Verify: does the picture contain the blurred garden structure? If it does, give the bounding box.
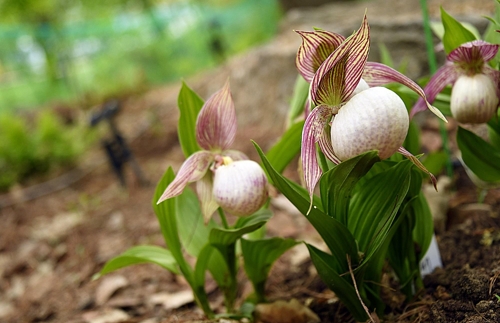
[0,0,282,114]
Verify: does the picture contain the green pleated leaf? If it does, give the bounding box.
[307,244,369,322]
[96,245,179,279]
[176,187,217,257]
[152,167,193,280]
[178,81,203,157]
[441,7,476,53]
[484,3,500,65]
[488,112,500,150]
[210,212,272,248]
[349,161,412,266]
[241,237,299,302]
[457,126,500,182]
[387,197,418,297]
[194,244,230,296]
[404,121,421,156]
[254,141,359,272]
[421,151,448,177]
[265,120,304,175]
[412,193,434,260]
[319,151,379,225]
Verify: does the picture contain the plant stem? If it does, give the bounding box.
[420,0,453,178]
[216,208,237,313]
[218,208,229,229]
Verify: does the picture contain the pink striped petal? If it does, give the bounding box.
[363,61,447,121]
[295,30,346,83]
[196,173,219,223]
[301,105,332,199]
[311,14,370,105]
[484,66,500,99]
[410,64,458,119]
[448,40,499,65]
[398,147,437,190]
[222,149,249,161]
[157,150,214,204]
[318,125,341,165]
[196,80,237,150]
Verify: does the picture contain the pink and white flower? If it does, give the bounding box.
[412,40,500,124]
[157,81,268,221]
[296,15,443,199]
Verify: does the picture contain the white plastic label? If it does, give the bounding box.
[419,234,443,276]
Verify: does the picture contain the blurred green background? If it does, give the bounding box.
[0,0,282,114]
[0,0,282,191]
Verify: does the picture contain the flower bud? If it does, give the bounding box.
[331,87,409,161]
[450,73,499,124]
[212,160,268,216]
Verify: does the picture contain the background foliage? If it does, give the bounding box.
[0,0,281,114]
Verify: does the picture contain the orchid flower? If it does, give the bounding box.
[412,40,500,124]
[296,15,443,199]
[157,81,268,222]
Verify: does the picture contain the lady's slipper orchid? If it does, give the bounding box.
[295,15,443,199]
[157,81,268,222]
[212,157,268,217]
[412,40,500,124]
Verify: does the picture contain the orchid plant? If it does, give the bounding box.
[95,81,300,319]
[296,15,444,200]
[96,11,451,323]
[253,14,440,321]
[412,7,500,189]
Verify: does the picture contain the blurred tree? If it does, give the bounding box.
[0,0,79,83]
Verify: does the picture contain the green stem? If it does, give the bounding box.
[216,208,237,313]
[478,188,488,204]
[218,208,229,229]
[420,0,453,178]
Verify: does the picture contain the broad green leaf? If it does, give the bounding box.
[441,7,476,53]
[207,213,273,312]
[431,20,481,42]
[307,244,369,322]
[194,244,230,295]
[319,151,379,225]
[422,151,448,176]
[484,2,500,65]
[412,193,434,260]
[404,121,421,156]
[152,168,193,280]
[96,245,179,278]
[265,120,304,175]
[488,111,500,150]
[176,187,216,257]
[210,212,272,248]
[178,81,203,157]
[241,237,299,302]
[388,201,418,297]
[254,141,359,272]
[349,161,412,263]
[489,125,500,151]
[457,127,500,182]
[287,75,309,123]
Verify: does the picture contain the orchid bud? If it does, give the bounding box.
[331,87,409,161]
[450,73,499,124]
[212,159,268,216]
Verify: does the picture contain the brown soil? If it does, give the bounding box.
[1,83,500,323]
